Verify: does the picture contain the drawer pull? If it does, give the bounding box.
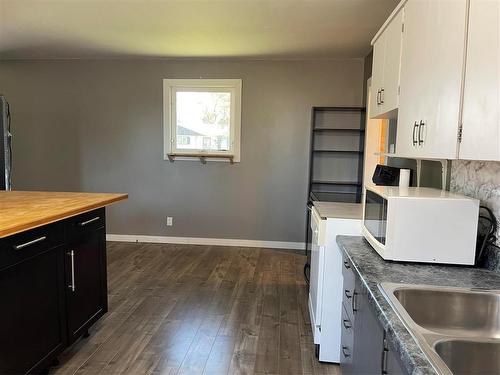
[68,250,76,292]
[344,289,352,299]
[13,236,47,250]
[78,216,100,227]
[343,260,350,269]
[342,319,352,329]
[352,291,358,313]
[342,346,351,358]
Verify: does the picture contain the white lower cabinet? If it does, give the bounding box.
[308,207,361,363]
[396,0,468,159]
[459,0,500,161]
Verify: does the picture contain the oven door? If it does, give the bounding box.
[364,190,388,245]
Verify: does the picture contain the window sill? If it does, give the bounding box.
[166,153,237,164]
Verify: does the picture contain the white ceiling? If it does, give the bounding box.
[0,0,399,60]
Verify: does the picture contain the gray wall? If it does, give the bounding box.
[0,59,364,242]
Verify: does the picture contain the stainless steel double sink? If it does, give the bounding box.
[380,283,500,374]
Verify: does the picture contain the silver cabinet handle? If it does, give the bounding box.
[377,89,381,105]
[418,120,425,145]
[78,216,100,226]
[382,338,389,374]
[412,121,419,146]
[343,319,352,329]
[68,250,76,292]
[352,291,358,313]
[342,346,351,358]
[380,88,384,104]
[13,236,47,250]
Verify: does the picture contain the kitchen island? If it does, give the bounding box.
[0,191,127,375]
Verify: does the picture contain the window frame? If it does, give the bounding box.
[163,79,242,162]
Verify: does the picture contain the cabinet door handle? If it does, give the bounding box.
[376,90,381,105]
[78,216,100,227]
[342,319,352,329]
[382,338,389,374]
[68,250,76,292]
[380,88,384,104]
[13,236,47,250]
[412,121,419,146]
[418,120,425,145]
[352,291,358,312]
[344,289,352,299]
[343,260,351,269]
[342,346,351,358]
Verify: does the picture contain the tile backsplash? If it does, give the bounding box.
[451,160,500,271]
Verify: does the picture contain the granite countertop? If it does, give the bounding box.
[336,235,500,375]
[0,191,128,238]
[313,201,363,220]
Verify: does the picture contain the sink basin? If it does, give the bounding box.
[380,283,500,374]
[435,340,500,375]
[393,288,500,337]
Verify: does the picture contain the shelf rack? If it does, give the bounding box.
[306,106,366,204]
[376,152,450,190]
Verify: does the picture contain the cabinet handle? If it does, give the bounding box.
[412,121,418,146]
[344,289,352,299]
[380,88,384,104]
[68,250,76,292]
[352,291,358,313]
[342,346,351,358]
[342,319,352,329]
[382,338,389,374]
[418,120,425,145]
[343,260,351,269]
[13,236,47,250]
[78,216,100,227]
[377,90,381,105]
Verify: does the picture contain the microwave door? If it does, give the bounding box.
[365,191,387,244]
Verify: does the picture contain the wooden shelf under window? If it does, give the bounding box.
[167,153,235,164]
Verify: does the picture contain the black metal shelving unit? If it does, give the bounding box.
[304,106,366,279]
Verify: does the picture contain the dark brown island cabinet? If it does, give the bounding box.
[340,252,407,375]
[0,208,107,374]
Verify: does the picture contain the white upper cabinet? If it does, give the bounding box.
[370,8,404,119]
[459,0,500,161]
[396,0,468,159]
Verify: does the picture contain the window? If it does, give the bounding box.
[163,79,242,162]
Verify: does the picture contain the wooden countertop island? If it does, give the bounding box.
[0,190,127,374]
[0,191,128,238]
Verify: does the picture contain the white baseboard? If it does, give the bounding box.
[106,234,305,251]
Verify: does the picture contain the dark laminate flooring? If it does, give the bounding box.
[51,242,339,375]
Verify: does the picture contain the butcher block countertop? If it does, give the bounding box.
[0,191,128,238]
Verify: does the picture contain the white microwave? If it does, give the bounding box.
[362,186,479,265]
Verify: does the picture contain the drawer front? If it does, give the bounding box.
[0,222,64,270]
[340,304,355,374]
[66,208,105,240]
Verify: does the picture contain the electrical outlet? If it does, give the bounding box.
[166,216,173,226]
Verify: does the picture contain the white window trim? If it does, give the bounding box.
[163,78,242,163]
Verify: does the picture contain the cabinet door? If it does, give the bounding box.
[381,9,404,117]
[65,227,107,343]
[459,0,500,161]
[385,339,407,374]
[397,0,467,159]
[0,246,66,374]
[370,33,386,119]
[352,288,384,374]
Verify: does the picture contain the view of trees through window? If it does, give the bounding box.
[176,91,231,151]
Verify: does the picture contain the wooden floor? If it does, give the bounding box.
[52,242,340,375]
